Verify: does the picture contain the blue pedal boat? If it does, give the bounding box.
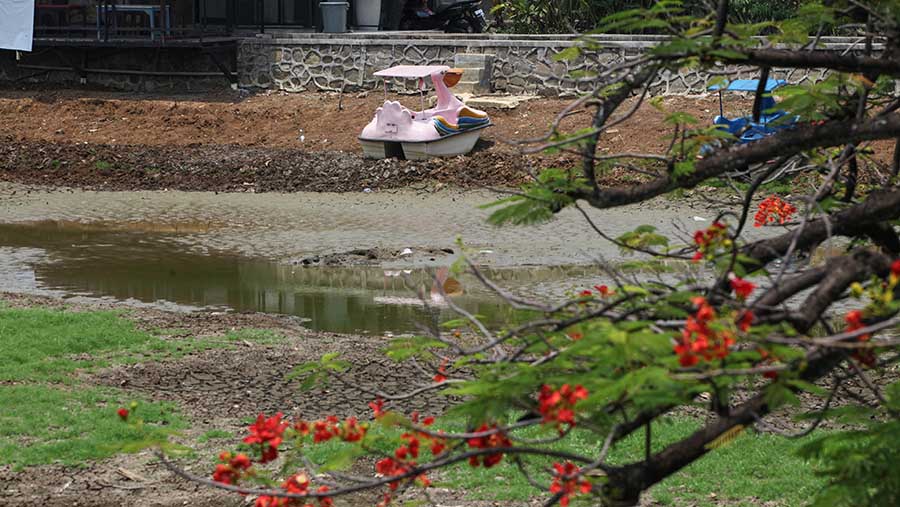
[709,79,797,144]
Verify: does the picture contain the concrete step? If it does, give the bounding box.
[428,93,538,110]
[453,81,489,95]
[455,68,485,81]
[452,54,494,94]
[454,53,495,67]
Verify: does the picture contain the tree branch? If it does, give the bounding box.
[577,114,900,209]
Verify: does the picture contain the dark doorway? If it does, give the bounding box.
[229,0,316,27]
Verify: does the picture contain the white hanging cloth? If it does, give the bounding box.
[0,0,35,51]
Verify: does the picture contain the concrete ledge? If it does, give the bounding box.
[244,33,882,51]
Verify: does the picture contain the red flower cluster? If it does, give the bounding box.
[692,221,728,262]
[891,259,900,286]
[369,398,386,419]
[728,273,756,300]
[244,413,288,463]
[538,384,589,432]
[375,456,413,491]
[579,285,615,299]
[395,432,421,460]
[467,424,512,468]
[674,297,735,367]
[737,310,754,333]
[410,411,436,427]
[433,359,448,383]
[846,310,876,366]
[594,284,614,297]
[213,452,252,486]
[255,473,333,507]
[116,408,129,421]
[300,415,368,444]
[754,195,796,227]
[757,348,779,379]
[374,455,429,507]
[550,462,592,507]
[313,416,340,443]
[373,414,440,500]
[845,310,869,342]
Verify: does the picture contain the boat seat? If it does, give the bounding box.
[433,107,490,136]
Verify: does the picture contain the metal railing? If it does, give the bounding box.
[33,1,232,42]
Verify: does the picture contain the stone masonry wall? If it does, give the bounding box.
[238,34,856,96]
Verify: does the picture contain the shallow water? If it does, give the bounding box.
[0,220,608,334]
[0,184,765,267]
[0,184,782,333]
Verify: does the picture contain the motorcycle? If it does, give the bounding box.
[399,0,487,33]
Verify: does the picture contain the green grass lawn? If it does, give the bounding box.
[0,385,182,468]
[0,307,152,382]
[290,414,824,506]
[0,305,281,469]
[436,417,824,506]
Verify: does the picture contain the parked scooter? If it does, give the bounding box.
[399,0,487,33]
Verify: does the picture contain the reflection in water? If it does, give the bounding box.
[0,221,603,334]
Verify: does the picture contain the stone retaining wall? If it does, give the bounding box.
[239,34,863,96]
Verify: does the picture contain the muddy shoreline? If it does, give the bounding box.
[0,182,757,267]
[0,137,535,193]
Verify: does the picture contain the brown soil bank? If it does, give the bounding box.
[1,88,891,193]
[0,138,532,192]
[0,88,728,192]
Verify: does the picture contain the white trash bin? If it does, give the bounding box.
[355,0,382,31]
[320,1,349,33]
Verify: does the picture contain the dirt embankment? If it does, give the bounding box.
[3,87,891,193]
[0,88,727,192]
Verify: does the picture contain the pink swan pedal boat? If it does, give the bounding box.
[359,65,492,161]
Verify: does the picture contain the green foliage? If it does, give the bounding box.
[616,225,670,255]
[385,336,448,362]
[441,317,700,424]
[770,1,835,44]
[729,0,801,24]
[553,46,581,62]
[776,73,865,120]
[482,168,588,226]
[289,353,351,390]
[493,0,802,34]
[799,381,900,506]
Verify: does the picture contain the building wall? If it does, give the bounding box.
[238,34,856,96]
